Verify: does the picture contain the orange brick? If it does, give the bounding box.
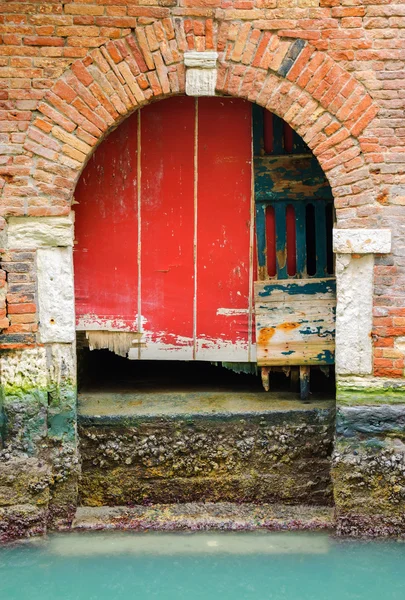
[7,302,36,314]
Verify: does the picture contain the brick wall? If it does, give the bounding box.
[0,217,7,331]
[0,248,38,348]
[0,0,404,378]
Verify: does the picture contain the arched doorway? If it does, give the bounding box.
[74,97,336,507]
[74,96,335,399]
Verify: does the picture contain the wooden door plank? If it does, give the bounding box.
[140,97,195,359]
[255,278,336,302]
[255,278,336,366]
[196,98,253,361]
[266,205,277,278]
[275,202,288,279]
[256,203,267,279]
[74,112,139,331]
[295,203,307,277]
[254,155,333,202]
[315,201,327,278]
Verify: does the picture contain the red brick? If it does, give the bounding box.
[9,313,37,324]
[7,302,36,314]
[24,36,64,47]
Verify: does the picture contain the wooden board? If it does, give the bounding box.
[140,97,195,359]
[74,112,139,331]
[255,155,332,202]
[255,278,336,366]
[196,98,253,361]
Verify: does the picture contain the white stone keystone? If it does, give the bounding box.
[184,51,218,97]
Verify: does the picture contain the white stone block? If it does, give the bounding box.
[184,51,218,97]
[186,69,217,97]
[335,254,374,376]
[184,51,218,68]
[37,247,75,343]
[7,215,74,249]
[333,228,391,254]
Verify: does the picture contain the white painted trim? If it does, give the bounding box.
[6,214,74,249]
[333,228,391,254]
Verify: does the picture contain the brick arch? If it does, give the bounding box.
[19,17,380,219]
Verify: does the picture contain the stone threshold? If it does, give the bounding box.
[72,503,335,532]
[78,390,335,424]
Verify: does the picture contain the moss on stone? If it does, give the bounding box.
[337,384,405,406]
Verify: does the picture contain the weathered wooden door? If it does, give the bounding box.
[74,97,255,361]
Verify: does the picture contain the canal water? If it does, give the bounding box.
[1,531,404,599]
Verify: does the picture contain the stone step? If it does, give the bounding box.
[78,392,335,506]
[78,389,335,422]
[72,502,335,532]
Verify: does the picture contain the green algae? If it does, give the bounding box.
[337,384,405,406]
[0,381,77,450]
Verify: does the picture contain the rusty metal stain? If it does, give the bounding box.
[278,322,300,331]
[258,326,275,345]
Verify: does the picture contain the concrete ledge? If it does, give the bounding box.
[336,514,405,538]
[333,228,391,254]
[72,503,335,532]
[78,391,335,423]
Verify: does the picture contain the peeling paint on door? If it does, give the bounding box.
[74,97,254,361]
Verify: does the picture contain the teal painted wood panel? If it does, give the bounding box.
[254,279,336,366]
[295,203,307,276]
[275,202,288,280]
[254,155,333,203]
[315,201,328,278]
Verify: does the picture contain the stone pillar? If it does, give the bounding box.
[332,228,405,535]
[0,215,79,541]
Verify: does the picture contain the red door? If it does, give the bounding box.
[74,97,255,361]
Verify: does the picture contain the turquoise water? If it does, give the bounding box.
[1,531,405,600]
